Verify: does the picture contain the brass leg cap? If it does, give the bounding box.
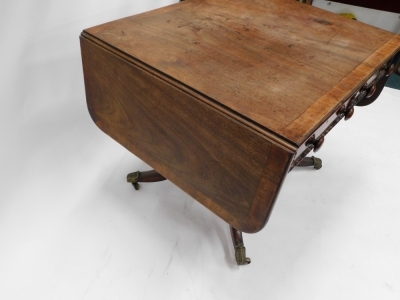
[127,171,140,183]
[127,171,141,191]
[312,156,322,170]
[235,245,251,265]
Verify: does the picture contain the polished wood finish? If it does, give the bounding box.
[313,137,324,152]
[133,170,166,183]
[80,0,400,234]
[344,107,354,120]
[83,0,399,146]
[356,52,400,107]
[80,36,293,233]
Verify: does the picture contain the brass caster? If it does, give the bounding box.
[312,156,322,170]
[127,171,141,191]
[235,245,251,265]
[230,226,251,265]
[297,156,322,169]
[132,182,140,190]
[127,169,166,190]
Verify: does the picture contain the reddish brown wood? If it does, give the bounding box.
[83,0,399,146]
[305,135,324,152]
[131,170,166,183]
[80,0,400,234]
[80,36,293,233]
[366,84,377,98]
[297,157,314,167]
[344,107,355,120]
[357,51,400,106]
[313,137,325,152]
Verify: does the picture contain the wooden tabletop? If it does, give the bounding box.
[84,0,400,146]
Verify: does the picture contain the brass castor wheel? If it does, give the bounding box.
[127,171,141,190]
[230,226,251,265]
[297,156,322,169]
[234,244,251,265]
[312,156,322,170]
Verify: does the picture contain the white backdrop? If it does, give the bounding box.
[1,1,400,299]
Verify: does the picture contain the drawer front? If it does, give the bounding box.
[290,50,400,170]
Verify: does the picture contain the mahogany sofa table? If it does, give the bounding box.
[80,0,400,265]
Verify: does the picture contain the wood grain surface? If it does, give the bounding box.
[81,0,400,233]
[83,0,400,145]
[81,37,293,233]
